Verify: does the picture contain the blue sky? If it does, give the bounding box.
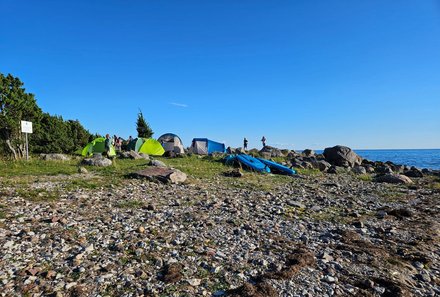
[1,0,439,149]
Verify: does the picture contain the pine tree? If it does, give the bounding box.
[136,110,153,138]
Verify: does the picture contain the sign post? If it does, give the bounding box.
[21,121,33,160]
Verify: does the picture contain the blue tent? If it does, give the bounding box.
[191,138,225,154]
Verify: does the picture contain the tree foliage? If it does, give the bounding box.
[0,73,92,158]
[0,73,42,159]
[136,110,153,138]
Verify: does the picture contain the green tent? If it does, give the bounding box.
[81,137,116,157]
[138,138,165,156]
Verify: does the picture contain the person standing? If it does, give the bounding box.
[243,137,248,150]
[261,136,266,147]
[104,134,112,157]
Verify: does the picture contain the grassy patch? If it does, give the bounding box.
[0,204,5,219]
[15,188,61,202]
[295,168,322,176]
[375,188,405,202]
[156,155,227,179]
[358,174,372,182]
[0,159,78,177]
[116,199,145,209]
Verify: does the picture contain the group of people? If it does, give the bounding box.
[243,136,266,150]
[104,134,134,156]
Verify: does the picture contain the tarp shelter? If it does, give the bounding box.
[158,133,185,154]
[128,138,165,156]
[81,137,116,157]
[190,138,225,155]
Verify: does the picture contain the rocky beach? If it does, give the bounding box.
[1,146,440,296]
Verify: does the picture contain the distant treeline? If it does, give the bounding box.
[0,73,93,159]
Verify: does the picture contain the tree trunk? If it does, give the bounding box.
[5,139,18,160]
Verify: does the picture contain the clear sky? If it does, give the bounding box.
[1,0,439,150]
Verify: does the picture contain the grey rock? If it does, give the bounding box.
[149,160,167,167]
[40,154,70,161]
[77,166,88,174]
[132,167,187,184]
[404,168,423,178]
[327,166,349,174]
[81,157,113,167]
[259,145,284,157]
[323,145,363,168]
[374,174,413,184]
[352,166,367,175]
[317,160,332,172]
[302,149,315,157]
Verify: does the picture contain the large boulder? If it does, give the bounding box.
[374,174,413,184]
[404,167,423,178]
[302,149,315,157]
[81,157,112,167]
[40,154,70,161]
[323,145,362,168]
[132,167,187,184]
[259,146,284,158]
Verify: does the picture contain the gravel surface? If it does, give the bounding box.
[1,171,439,296]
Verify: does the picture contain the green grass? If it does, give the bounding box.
[295,168,322,176]
[0,159,78,177]
[15,188,61,202]
[156,155,226,179]
[358,174,373,182]
[116,199,145,209]
[0,154,301,192]
[0,204,5,219]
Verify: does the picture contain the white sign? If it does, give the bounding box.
[21,121,33,134]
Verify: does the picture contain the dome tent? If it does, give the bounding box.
[158,133,185,154]
[127,138,165,156]
[81,137,116,157]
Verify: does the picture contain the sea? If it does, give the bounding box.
[315,149,440,170]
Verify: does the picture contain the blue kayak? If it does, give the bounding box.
[236,154,271,173]
[257,158,296,175]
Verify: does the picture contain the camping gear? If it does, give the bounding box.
[81,137,116,157]
[257,158,296,175]
[191,138,225,155]
[236,154,271,173]
[225,154,296,175]
[225,154,270,173]
[138,138,165,156]
[126,138,165,156]
[158,133,185,154]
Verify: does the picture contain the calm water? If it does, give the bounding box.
[314,149,440,169]
[354,149,440,170]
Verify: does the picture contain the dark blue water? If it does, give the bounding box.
[315,149,440,170]
[354,149,440,170]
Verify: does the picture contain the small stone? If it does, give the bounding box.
[65,282,77,290]
[3,241,14,249]
[376,210,387,219]
[138,226,145,233]
[321,252,334,263]
[287,200,306,209]
[416,273,431,283]
[84,244,94,253]
[78,166,88,174]
[187,278,201,286]
[322,275,336,283]
[353,221,364,228]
